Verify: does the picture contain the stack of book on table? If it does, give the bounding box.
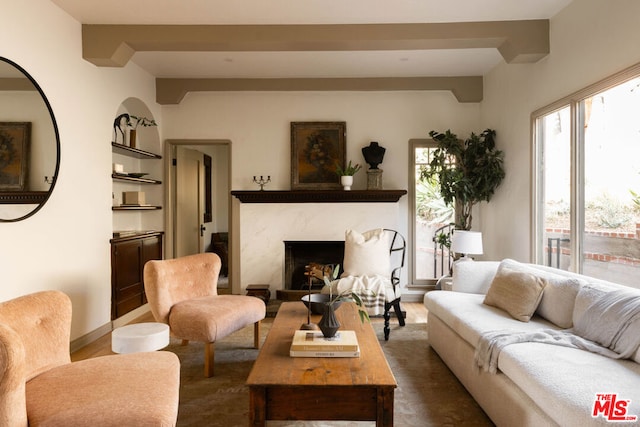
[289,330,360,358]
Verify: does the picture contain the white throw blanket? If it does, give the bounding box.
[323,275,395,316]
[475,289,640,374]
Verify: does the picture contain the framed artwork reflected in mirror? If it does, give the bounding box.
[0,122,31,191]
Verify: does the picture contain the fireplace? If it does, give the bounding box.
[284,241,345,290]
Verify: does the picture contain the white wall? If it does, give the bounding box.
[480,0,640,262]
[0,0,160,340]
[161,90,481,295]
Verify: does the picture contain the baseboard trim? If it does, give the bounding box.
[69,304,151,353]
[112,304,150,328]
[70,322,112,353]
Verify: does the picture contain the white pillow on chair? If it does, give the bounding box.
[341,228,390,277]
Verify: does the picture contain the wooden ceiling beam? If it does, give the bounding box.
[82,21,549,67]
[155,76,483,104]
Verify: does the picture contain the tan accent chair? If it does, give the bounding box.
[0,290,180,427]
[144,253,266,377]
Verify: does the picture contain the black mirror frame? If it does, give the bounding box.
[0,57,60,223]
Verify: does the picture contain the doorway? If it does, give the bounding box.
[165,139,231,287]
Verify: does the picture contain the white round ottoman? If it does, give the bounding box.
[112,322,170,353]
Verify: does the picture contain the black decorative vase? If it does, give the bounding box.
[318,303,341,338]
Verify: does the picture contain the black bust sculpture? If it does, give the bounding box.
[362,141,386,169]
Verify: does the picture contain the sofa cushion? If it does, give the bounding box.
[498,259,583,328]
[498,342,640,427]
[483,264,547,322]
[424,291,558,350]
[535,276,582,329]
[341,228,390,278]
[451,261,500,294]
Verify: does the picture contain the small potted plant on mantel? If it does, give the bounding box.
[335,160,362,191]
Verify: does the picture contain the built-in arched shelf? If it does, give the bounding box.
[111,98,163,227]
[110,97,164,320]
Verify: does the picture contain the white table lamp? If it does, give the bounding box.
[451,230,483,261]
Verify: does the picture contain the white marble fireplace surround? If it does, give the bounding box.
[235,201,402,295]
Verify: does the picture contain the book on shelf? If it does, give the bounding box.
[289,330,360,357]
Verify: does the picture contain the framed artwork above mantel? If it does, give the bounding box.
[290,121,346,190]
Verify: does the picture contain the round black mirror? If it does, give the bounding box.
[0,57,60,222]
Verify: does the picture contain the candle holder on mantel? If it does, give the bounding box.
[252,175,271,191]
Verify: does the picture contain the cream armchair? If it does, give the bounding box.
[144,252,266,377]
[0,290,180,427]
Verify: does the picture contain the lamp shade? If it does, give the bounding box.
[450,230,483,256]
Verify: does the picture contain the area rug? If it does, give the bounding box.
[167,319,494,426]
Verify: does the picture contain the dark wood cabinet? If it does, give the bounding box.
[110,232,163,319]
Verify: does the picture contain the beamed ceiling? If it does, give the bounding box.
[52,0,573,104]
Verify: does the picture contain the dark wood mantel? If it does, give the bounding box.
[231,189,407,203]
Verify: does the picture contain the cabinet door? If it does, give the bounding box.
[111,240,143,319]
[141,235,163,304]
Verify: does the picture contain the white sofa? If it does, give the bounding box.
[424,259,640,427]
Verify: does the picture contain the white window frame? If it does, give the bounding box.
[531,62,640,271]
[409,138,447,287]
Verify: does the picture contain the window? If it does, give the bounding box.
[410,139,455,286]
[533,64,640,286]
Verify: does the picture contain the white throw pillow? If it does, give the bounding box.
[341,229,390,278]
[451,261,500,294]
[536,276,583,328]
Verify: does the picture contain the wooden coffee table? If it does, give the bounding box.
[246,301,396,426]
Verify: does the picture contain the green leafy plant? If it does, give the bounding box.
[335,160,362,176]
[421,129,505,230]
[435,231,452,250]
[323,265,371,323]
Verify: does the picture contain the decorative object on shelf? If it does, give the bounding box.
[0,122,31,191]
[362,141,386,169]
[335,160,361,191]
[112,113,157,148]
[291,121,346,190]
[422,129,505,230]
[362,141,386,190]
[127,172,149,178]
[340,175,353,191]
[122,191,146,206]
[128,115,157,149]
[366,169,383,190]
[253,175,271,191]
[113,113,129,145]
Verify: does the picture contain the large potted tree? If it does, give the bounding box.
[421,128,505,230]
